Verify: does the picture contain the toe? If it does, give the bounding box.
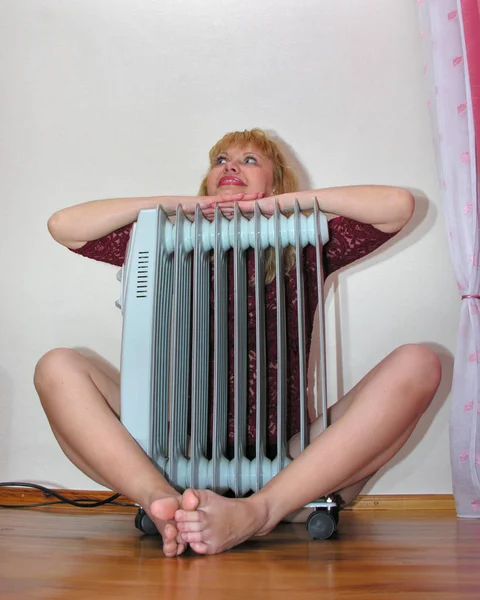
[175,532,188,556]
[177,521,205,533]
[163,538,178,557]
[181,488,201,511]
[176,542,187,556]
[182,532,205,544]
[175,509,203,523]
[163,522,177,541]
[190,541,209,555]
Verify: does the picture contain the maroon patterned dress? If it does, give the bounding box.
[72,216,395,457]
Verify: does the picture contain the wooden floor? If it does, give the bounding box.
[1,508,479,599]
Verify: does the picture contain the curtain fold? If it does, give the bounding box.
[462,0,480,171]
[417,0,480,517]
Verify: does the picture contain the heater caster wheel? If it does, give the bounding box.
[306,509,338,540]
[135,508,159,535]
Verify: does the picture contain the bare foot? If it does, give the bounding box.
[148,495,187,557]
[174,488,272,555]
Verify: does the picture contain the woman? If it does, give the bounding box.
[35,128,441,557]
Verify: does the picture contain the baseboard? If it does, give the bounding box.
[0,487,456,512]
[346,494,455,511]
[0,487,136,512]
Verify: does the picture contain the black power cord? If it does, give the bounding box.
[0,482,136,509]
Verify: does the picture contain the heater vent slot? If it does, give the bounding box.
[136,251,149,298]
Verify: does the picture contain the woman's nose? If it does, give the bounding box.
[224,159,239,172]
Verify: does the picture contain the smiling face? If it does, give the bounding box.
[206,144,275,197]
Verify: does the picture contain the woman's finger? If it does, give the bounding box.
[242,192,265,201]
[204,192,266,208]
[235,200,256,213]
[218,193,245,202]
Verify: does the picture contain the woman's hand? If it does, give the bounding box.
[200,193,306,220]
[196,192,266,220]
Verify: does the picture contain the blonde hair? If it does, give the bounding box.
[199,128,299,283]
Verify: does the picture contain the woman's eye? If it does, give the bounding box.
[215,156,227,164]
[244,156,257,164]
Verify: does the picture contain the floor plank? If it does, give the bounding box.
[0,508,479,599]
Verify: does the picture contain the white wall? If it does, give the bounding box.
[0,0,459,493]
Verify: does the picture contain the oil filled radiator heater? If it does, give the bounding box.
[116,201,340,540]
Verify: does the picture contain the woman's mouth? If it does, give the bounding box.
[217,176,246,187]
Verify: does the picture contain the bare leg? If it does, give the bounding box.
[34,348,185,557]
[284,349,424,522]
[175,344,441,554]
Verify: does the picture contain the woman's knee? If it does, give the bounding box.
[391,344,442,398]
[34,348,85,395]
[34,348,120,415]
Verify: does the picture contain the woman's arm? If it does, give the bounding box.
[48,192,263,249]
[279,185,414,233]
[210,185,414,234]
[47,196,199,249]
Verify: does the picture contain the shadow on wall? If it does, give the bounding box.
[0,365,14,471]
[322,190,452,491]
[329,188,436,281]
[265,130,314,191]
[305,188,454,489]
[309,189,438,409]
[361,341,454,494]
[263,130,436,271]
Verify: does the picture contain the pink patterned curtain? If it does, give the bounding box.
[417,0,480,517]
